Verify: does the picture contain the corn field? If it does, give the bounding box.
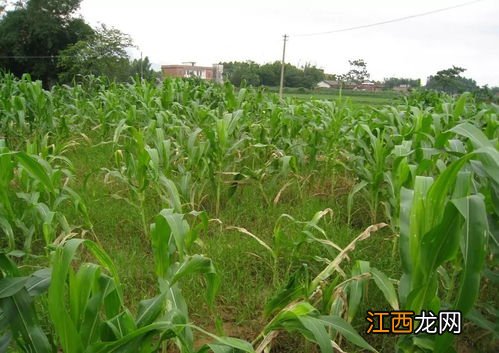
[0,73,497,353]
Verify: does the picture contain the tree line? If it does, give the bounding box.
[220,61,326,89]
[423,66,498,101]
[221,59,424,90]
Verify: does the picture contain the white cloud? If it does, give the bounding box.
[78,0,499,86]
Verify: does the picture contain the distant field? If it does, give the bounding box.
[264,87,404,106]
[283,92,396,105]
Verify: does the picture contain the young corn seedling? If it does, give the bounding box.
[0,139,90,254]
[230,209,396,353]
[346,124,391,225]
[104,124,154,235]
[254,223,393,353]
[0,214,251,353]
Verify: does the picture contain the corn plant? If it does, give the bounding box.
[0,220,250,353]
[0,253,52,352]
[394,123,498,352]
[253,222,397,353]
[0,138,90,254]
[345,124,392,224]
[1,74,497,352]
[230,209,397,352]
[0,74,55,143]
[104,124,153,235]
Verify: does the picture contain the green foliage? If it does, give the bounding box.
[221,61,261,86]
[128,56,159,81]
[0,0,148,86]
[0,74,497,352]
[221,61,325,89]
[383,77,421,89]
[0,136,90,254]
[340,90,498,351]
[340,59,370,84]
[426,66,479,94]
[0,0,93,87]
[27,0,81,19]
[1,236,234,353]
[258,61,281,86]
[0,258,52,352]
[58,25,134,83]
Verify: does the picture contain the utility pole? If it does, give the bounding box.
[140,51,143,81]
[279,34,288,99]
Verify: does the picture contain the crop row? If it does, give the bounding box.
[0,73,497,352]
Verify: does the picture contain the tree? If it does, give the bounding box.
[27,0,81,20]
[324,73,338,81]
[425,66,478,94]
[258,61,281,86]
[383,77,421,89]
[0,0,93,87]
[342,59,370,84]
[220,60,324,88]
[0,1,7,16]
[302,64,325,89]
[220,61,261,86]
[0,0,19,17]
[58,25,134,83]
[129,56,160,81]
[283,63,303,87]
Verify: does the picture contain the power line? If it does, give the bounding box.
[290,0,485,38]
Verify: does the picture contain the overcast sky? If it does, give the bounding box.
[78,0,499,86]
